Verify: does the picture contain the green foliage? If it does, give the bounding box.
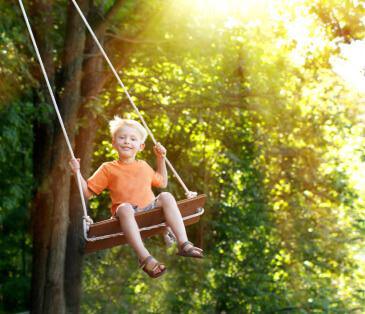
[0,2,35,107]
[0,101,34,313]
[82,1,365,312]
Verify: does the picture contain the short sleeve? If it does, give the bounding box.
[87,163,109,195]
[152,171,164,188]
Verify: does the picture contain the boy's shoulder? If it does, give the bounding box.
[97,160,119,172]
[101,160,118,167]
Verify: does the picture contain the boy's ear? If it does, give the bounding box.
[139,143,145,151]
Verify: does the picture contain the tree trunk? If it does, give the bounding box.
[41,145,71,314]
[30,0,88,312]
[64,2,106,311]
[64,2,140,309]
[29,0,145,312]
[29,0,56,312]
[60,2,90,314]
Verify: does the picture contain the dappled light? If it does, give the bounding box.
[1,0,365,312]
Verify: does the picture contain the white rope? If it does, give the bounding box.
[71,0,196,198]
[18,0,90,222]
[84,208,204,242]
[19,0,199,247]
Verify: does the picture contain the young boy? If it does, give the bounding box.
[69,117,203,278]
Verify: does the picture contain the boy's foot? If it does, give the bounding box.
[139,256,167,279]
[177,241,204,259]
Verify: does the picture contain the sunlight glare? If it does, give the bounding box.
[331,40,365,94]
[183,0,269,20]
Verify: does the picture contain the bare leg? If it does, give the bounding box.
[116,204,166,275]
[116,203,150,261]
[156,192,188,245]
[156,193,203,257]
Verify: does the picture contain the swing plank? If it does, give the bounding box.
[84,194,206,254]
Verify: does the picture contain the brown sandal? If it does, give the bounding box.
[139,256,167,279]
[177,241,204,259]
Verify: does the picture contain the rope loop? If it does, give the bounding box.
[83,216,94,225]
[185,191,198,199]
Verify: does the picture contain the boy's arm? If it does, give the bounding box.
[69,158,94,199]
[154,143,168,188]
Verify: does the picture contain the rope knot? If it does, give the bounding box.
[185,191,197,199]
[83,216,94,225]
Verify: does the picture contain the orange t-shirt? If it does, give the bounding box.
[87,160,164,215]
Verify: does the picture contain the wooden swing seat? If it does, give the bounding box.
[20,0,208,255]
[84,194,206,254]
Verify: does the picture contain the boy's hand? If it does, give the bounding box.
[69,158,81,174]
[153,143,166,159]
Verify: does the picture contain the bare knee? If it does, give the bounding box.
[116,203,134,219]
[158,192,175,204]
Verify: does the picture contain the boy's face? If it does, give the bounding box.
[112,126,145,160]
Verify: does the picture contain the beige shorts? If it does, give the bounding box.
[132,198,158,213]
[114,197,158,217]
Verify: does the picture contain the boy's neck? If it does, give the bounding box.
[118,156,136,164]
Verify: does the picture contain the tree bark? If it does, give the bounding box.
[41,144,71,314]
[64,2,110,312]
[29,1,56,313]
[64,0,141,307]
[30,0,88,312]
[56,1,90,314]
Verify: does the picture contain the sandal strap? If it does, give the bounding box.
[151,262,165,272]
[185,246,203,255]
[180,241,193,251]
[140,256,165,272]
[185,247,197,254]
[180,241,203,253]
[139,255,153,269]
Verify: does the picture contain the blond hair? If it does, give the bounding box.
[109,116,148,142]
